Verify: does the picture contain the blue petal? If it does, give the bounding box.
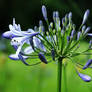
[9,54,19,60]
[29,37,35,50]
[2,31,13,39]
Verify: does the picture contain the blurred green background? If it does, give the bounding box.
[0,0,92,92]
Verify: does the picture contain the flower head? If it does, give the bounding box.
[2,6,92,82]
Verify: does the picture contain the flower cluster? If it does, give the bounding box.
[2,5,92,82]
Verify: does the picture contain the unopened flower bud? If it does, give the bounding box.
[84,27,90,34]
[42,5,47,20]
[38,52,48,64]
[77,32,81,40]
[39,20,43,27]
[68,12,72,19]
[56,11,59,18]
[34,26,37,31]
[83,59,92,69]
[71,30,75,39]
[82,25,86,33]
[78,72,91,82]
[65,14,68,22]
[62,18,65,26]
[51,49,55,61]
[53,11,56,20]
[49,22,53,30]
[89,40,92,49]
[67,36,70,44]
[82,9,90,25]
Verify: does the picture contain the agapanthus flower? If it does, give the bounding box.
[2,19,45,65]
[2,5,92,83]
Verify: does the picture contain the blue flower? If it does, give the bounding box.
[2,18,40,60]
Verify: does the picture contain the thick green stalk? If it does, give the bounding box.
[63,64,67,92]
[57,58,63,92]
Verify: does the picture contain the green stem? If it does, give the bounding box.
[63,64,67,92]
[57,58,63,92]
